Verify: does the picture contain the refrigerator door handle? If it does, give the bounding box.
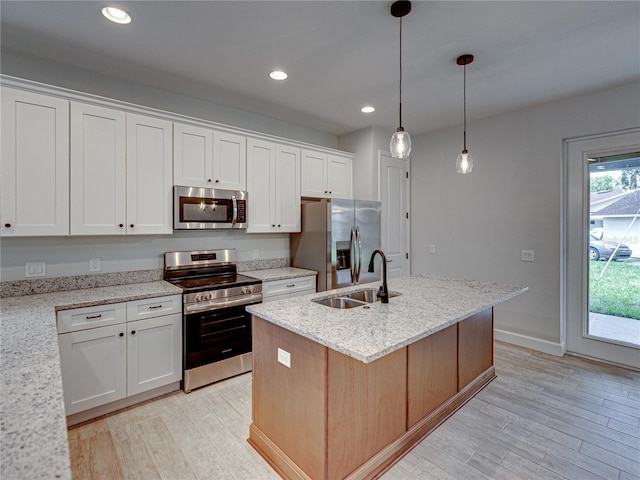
[349,227,356,284]
[355,226,362,282]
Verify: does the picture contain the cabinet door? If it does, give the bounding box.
[70,103,126,235]
[173,123,213,187]
[275,145,301,232]
[1,87,69,236]
[246,138,275,233]
[213,131,246,190]
[127,313,182,396]
[301,150,328,198]
[327,154,353,200]
[58,324,127,415]
[126,114,173,234]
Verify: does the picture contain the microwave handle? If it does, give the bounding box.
[231,196,237,227]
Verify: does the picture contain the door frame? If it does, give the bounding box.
[378,150,410,278]
[562,128,640,369]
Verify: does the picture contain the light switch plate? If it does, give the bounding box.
[277,348,291,368]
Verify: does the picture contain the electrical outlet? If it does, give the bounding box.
[253,249,259,259]
[277,348,291,368]
[25,262,46,278]
[429,244,436,254]
[90,257,101,272]
[521,250,535,262]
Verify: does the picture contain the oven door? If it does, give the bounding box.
[184,301,258,370]
[174,186,247,230]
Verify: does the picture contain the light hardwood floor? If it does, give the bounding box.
[68,342,640,479]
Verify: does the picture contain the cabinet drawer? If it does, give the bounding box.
[57,302,126,333]
[262,276,316,299]
[126,295,182,321]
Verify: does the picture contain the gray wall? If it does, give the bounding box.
[410,80,640,352]
[1,50,338,148]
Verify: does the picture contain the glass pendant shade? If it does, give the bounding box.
[456,150,473,174]
[390,128,411,158]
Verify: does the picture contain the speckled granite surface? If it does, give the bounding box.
[247,274,528,364]
[243,267,316,282]
[0,258,290,298]
[0,281,182,480]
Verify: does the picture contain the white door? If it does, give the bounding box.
[58,324,127,415]
[173,123,213,187]
[565,129,640,368]
[127,313,182,396]
[213,131,246,190]
[327,154,353,199]
[275,144,301,232]
[70,102,126,235]
[1,88,70,236]
[379,151,410,279]
[126,114,173,234]
[301,150,328,198]
[247,138,275,232]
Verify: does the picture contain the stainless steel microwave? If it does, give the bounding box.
[173,186,247,230]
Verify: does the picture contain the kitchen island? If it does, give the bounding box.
[246,274,527,480]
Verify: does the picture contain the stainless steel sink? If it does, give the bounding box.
[344,288,400,303]
[312,297,366,309]
[312,288,401,309]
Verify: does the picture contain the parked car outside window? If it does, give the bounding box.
[589,235,633,261]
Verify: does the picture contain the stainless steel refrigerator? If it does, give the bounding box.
[290,199,381,292]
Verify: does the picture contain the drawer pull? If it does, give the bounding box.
[119,332,124,337]
[131,330,136,335]
[286,284,295,288]
[148,305,163,309]
[85,314,102,320]
[222,348,233,354]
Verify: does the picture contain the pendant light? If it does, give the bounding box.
[389,1,412,159]
[456,54,474,174]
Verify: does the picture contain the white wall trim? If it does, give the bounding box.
[495,329,566,357]
[0,74,352,158]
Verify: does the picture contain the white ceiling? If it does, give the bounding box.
[1,1,639,137]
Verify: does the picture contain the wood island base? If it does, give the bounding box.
[249,308,495,480]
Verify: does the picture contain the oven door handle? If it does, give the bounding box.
[184,293,262,313]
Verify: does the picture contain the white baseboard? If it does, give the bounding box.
[494,329,566,357]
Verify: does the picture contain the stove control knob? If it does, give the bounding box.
[208,292,215,300]
[195,293,204,302]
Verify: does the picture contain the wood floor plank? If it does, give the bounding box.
[67,342,640,480]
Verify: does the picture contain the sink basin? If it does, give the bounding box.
[312,289,401,309]
[312,297,366,309]
[345,288,401,303]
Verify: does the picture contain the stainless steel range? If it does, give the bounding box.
[163,249,262,393]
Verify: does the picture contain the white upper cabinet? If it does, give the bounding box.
[275,144,301,231]
[71,102,127,235]
[1,87,70,236]
[173,123,246,191]
[247,139,300,233]
[126,114,173,234]
[213,131,247,190]
[173,123,213,187]
[71,103,172,235]
[301,150,353,199]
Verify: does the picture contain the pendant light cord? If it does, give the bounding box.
[463,62,467,152]
[399,16,403,130]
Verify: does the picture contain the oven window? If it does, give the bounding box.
[180,198,231,223]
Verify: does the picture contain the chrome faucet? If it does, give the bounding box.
[367,249,389,303]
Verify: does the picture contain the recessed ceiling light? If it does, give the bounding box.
[269,70,288,81]
[361,106,375,113]
[102,6,132,24]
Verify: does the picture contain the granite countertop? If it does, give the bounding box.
[0,281,182,480]
[243,267,317,282]
[247,274,528,364]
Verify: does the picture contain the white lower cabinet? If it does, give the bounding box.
[57,295,182,416]
[261,276,316,303]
